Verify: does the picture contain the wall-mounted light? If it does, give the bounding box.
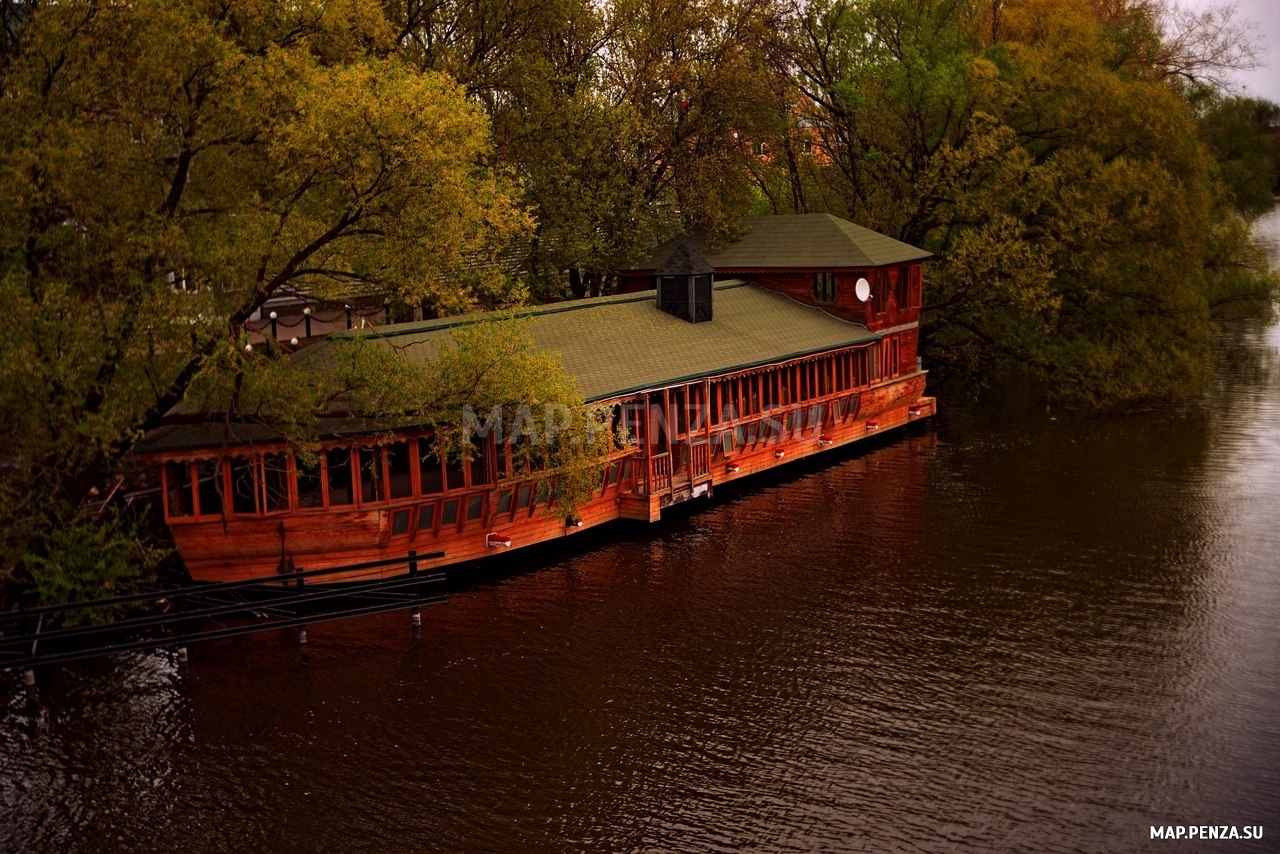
[486,533,512,548]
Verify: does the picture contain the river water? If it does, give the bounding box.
[4,212,1279,854]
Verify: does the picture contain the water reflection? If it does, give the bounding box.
[3,211,1278,853]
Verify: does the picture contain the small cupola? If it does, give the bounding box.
[655,240,714,323]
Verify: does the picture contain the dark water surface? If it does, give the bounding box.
[5,214,1280,853]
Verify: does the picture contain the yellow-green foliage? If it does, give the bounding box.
[187,316,617,517]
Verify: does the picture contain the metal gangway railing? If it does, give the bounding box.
[1,550,447,693]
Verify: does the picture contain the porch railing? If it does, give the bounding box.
[649,452,672,493]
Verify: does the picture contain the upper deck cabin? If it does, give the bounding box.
[619,214,932,375]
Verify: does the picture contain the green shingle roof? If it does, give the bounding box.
[631,213,931,271]
[136,281,879,454]
[336,280,878,402]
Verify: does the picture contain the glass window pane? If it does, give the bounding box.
[327,448,353,506]
[296,457,323,508]
[392,509,410,535]
[264,454,289,511]
[418,503,436,531]
[230,457,256,514]
[516,484,532,510]
[441,499,459,526]
[446,457,465,491]
[466,494,484,521]
[419,444,444,494]
[165,462,192,517]
[359,447,383,503]
[497,491,513,514]
[469,441,489,486]
[387,442,413,499]
[196,459,224,517]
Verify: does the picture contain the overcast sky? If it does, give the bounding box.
[1176,0,1280,103]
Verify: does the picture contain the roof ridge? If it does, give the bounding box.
[330,280,753,342]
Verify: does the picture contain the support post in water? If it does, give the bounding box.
[296,565,308,645]
[408,550,422,636]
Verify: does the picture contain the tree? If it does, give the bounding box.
[183,316,618,520]
[777,0,1276,405]
[0,0,531,602]
[1198,96,1280,216]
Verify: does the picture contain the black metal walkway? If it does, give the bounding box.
[1,550,446,684]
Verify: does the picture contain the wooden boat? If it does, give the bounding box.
[135,215,936,583]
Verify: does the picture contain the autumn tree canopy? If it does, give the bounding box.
[0,0,1276,603]
[0,0,530,598]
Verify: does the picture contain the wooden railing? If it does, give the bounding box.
[690,441,710,479]
[649,452,672,493]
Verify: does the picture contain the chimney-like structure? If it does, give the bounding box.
[655,240,714,323]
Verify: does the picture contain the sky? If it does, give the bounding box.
[1177,0,1280,104]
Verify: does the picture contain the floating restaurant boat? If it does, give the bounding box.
[135,214,937,583]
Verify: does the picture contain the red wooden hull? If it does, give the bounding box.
[167,374,934,584]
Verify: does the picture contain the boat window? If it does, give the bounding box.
[296,457,323,508]
[894,266,910,310]
[418,502,436,531]
[445,456,466,491]
[230,457,257,514]
[392,509,410,535]
[787,408,802,434]
[469,440,489,487]
[719,430,734,455]
[764,415,784,443]
[621,458,633,484]
[196,459,224,517]
[497,490,513,514]
[359,447,384,503]
[441,499,459,526]
[609,404,624,444]
[496,444,510,480]
[165,461,193,518]
[387,442,413,500]
[606,462,621,486]
[465,494,484,522]
[516,483,532,510]
[744,422,759,446]
[808,404,824,430]
[264,454,289,511]
[419,444,444,494]
[535,480,551,506]
[812,271,837,302]
[327,448,354,506]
